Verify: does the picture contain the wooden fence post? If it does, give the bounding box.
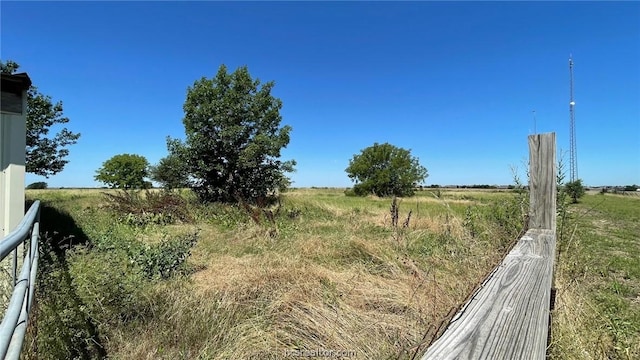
[421,133,557,360]
[528,133,557,230]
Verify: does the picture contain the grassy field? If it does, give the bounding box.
[21,188,640,359]
[23,187,527,359]
[550,193,640,359]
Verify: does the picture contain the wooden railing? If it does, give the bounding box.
[423,133,557,360]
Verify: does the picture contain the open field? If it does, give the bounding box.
[550,193,640,359]
[23,187,528,359]
[21,188,640,359]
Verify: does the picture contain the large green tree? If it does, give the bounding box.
[169,64,295,203]
[149,151,189,190]
[346,142,428,197]
[95,154,150,189]
[1,60,81,177]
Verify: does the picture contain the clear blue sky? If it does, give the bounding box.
[2,1,639,188]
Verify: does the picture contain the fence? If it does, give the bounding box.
[423,133,557,359]
[0,200,40,359]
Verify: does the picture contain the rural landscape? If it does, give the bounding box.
[1,2,638,359]
[3,43,639,360]
[19,186,640,359]
[3,39,640,360]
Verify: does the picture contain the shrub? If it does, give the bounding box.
[344,188,357,197]
[130,232,199,279]
[69,247,151,329]
[32,237,110,359]
[102,189,192,226]
[565,179,586,203]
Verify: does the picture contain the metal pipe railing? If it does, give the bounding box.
[0,201,41,359]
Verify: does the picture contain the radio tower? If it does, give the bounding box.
[569,55,578,182]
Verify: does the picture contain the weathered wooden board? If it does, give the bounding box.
[528,133,556,231]
[422,228,556,360]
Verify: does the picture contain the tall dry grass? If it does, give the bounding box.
[26,188,527,359]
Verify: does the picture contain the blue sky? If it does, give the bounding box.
[2,1,639,188]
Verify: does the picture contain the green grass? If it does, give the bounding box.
[23,188,639,358]
[550,193,640,359]
[25,188,528,359]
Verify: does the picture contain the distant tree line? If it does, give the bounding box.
[599,185,639,193]
[456,184,498,189]
[418,184,505,190]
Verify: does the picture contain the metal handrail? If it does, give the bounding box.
[0,201,40,359]
[0,202,39,260]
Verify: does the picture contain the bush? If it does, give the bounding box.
[102,189,192,226]
[26,193,199,360]
[565,179,586,203]
[69,247,151,329]
[130,232,199,279]
[26,181,48,189]
[201,202,251,229]
[32,237,110,359]
[344,188,357,197]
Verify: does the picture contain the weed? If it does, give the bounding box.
[130,232,199,279]
[387,196,415,247]
[69,246,151,330]
[102,189,192,226]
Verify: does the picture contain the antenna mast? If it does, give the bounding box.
[569,55,578,182]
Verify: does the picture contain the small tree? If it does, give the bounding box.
[1,60,81,177]
[169,64,295,203]
[565,179,585,203]
[345,142,428,197]
[95,154,150,189]
[149,152,189,190]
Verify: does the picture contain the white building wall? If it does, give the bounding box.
[0,90,27,236]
